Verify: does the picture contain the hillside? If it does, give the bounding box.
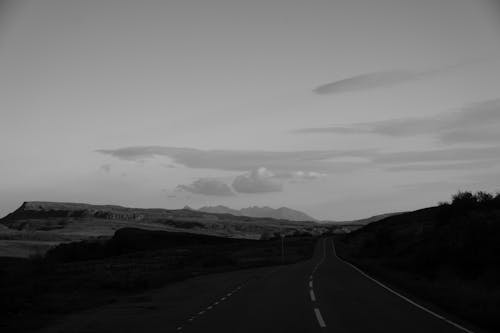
[335,191,500,331]
[0,201,325,257]
[198,205,316,221]
[324,212,404,226]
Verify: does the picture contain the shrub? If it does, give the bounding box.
[451,191,477,210]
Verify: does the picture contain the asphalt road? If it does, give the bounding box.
[180,237,475,333]
[40,237,479,333]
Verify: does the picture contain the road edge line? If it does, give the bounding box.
[331,240,474,333]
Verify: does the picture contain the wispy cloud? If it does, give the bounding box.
[312,61,468,95]
[176,178,234,196]
[313,70,427,95]
[96,146,371,173]
[386,160,499,172]
[294,99,500,145]
[97,144,500,177]
[374,146,500,164]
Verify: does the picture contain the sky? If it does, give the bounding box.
[1,0,500,220]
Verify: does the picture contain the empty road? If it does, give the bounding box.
[41,238,480,333]
[179,238,475,333]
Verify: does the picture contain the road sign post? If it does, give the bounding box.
[280,233,285,264]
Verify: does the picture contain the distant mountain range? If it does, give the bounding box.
[197,205,317,221]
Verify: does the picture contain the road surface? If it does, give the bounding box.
[178,237,475,333]
[41,238,479,333]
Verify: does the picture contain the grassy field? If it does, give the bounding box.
[0,228,317,332]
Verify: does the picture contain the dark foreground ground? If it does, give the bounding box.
[36,237,483,333]
[0,228,317,332]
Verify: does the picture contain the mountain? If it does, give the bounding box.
[198,205,316,221]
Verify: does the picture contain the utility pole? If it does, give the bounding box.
[280,233,285,264]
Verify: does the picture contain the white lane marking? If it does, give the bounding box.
[184,282,251,327]
[309,281,313,288]
[314,308,326,328]
[177,326,183,330]
[331,240,474,333]
[310,289,316,302]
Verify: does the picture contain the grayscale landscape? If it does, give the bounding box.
[1,0,499,332]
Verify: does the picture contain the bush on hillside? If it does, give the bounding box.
[438,190,500,222]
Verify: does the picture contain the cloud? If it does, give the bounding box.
[176,178,234,196]
[294,99,500,144]
[97,144,500,176]
[174,167,323,197]
[313,70,429,95]
[274,170,326,182]
[440,128,500,145]
[294,117,436,136]
[312,61,472,95]
[232,167,283,193]
[96,146,371,173]
[395,181,461,192]
[386,160,499,172]
[374,146,500,164]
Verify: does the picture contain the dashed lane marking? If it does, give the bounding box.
[308,239,328,328]
[178,281,253,330]
[314,308,326,328]
[310,289,316,302]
